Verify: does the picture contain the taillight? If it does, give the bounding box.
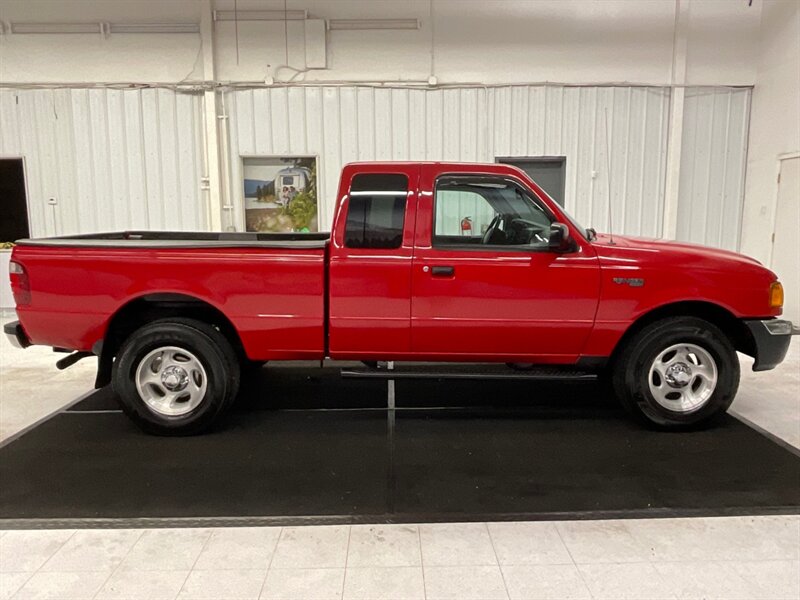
[9,260,31,306]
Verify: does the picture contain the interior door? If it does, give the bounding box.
[0,159,30,241]
[411,173,600,362]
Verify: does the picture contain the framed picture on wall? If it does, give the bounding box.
[242,156,318,233]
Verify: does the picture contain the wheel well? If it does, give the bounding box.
[98,294,246,384]
[609,301,755,367]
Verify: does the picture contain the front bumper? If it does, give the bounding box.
[744,319,798,371]
[3,320,30,349]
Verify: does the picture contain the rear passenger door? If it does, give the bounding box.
[328,166,419,358]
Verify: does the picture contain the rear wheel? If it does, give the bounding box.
[612,316,739,428]
[112,318,240,435]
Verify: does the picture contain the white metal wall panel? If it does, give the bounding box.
[0,88,206,237]
[677,87,751,251]
[225,85,672,236]
[0,84,751,247]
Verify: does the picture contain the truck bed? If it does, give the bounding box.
[13,231,328,359]
[16,230,330,249]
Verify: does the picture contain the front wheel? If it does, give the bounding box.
[112,318,240,435]
[612,316,740,428]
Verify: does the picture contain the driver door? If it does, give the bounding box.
[410,173,600,361]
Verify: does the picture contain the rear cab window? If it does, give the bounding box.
[345,173,409,249]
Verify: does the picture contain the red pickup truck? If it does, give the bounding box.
[6,162,795,435]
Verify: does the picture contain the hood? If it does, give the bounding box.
[591,233,771,274]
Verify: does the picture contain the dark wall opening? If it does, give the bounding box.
[497,157,567,206]
[0,159,30,242]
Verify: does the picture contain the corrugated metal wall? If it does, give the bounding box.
[225,85,672,236]
[0,88,206,237]
[677,87,751,251]
[0,85,752,249]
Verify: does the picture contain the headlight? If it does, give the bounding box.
[769,281,784,309]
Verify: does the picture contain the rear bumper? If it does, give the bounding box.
[3,320,31,349]
[744,319,797,371]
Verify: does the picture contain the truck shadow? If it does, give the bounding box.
[66,364,621,421]
[234,364,621,420]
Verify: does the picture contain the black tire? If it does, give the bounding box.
[112,318,241,435]
[611,316,739,429]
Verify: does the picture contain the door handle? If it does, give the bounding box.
[430,266,455,277]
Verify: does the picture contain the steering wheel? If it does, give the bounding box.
[507,218,548,245]
[527,223,549,244]
[482,215,502,245]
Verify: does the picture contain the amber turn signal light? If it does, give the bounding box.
[769,282,784,309]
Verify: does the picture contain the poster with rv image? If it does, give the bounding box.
[243,157,318,233]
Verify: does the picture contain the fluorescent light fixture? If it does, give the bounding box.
[11,22,102,34]
[9,21,199,35]
[109,23,200,34]
[328,19,420,31]
[213,10,308,22]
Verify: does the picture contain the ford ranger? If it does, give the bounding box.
[5,162,795,434]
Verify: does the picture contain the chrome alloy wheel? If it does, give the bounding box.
[647,342,718,413]
[135,346,208,417]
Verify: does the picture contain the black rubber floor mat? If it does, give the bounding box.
[392,411,800,517]
[1,410,389,519]
[2,376,799,523]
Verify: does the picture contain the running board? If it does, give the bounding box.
[340,366,597,381]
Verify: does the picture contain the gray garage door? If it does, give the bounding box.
[497,157,566,206]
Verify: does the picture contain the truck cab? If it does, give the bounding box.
[328,162,600,362]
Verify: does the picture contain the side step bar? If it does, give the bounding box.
[341,366,597,382]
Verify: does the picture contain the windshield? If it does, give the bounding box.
[531,185,592,240]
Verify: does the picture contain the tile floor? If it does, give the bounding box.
[0,518,798,599]
[1,313,799,599]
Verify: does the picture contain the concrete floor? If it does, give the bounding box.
[0,318,95,443]
[734,339,800,449]
[1,315,799,599]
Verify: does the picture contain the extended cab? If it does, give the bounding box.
[6,162,795,434]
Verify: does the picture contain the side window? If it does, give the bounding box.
[433,177,553,249]
[434,190,496,239]
[344,173,408,249]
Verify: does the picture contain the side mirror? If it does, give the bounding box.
[548,222,573,252]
